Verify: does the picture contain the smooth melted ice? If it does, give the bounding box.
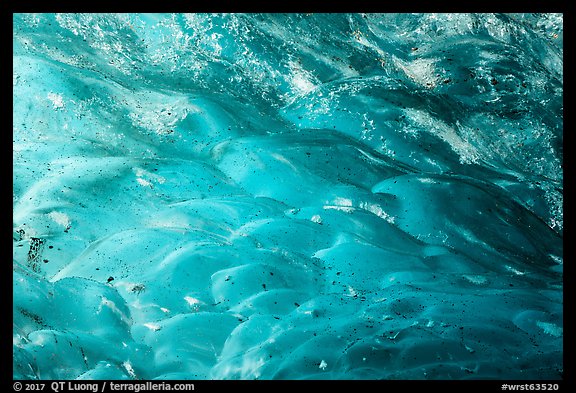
[13,13,563,380]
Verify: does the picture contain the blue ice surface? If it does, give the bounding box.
[13,13,563,380]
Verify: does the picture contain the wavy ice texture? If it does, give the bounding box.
[13,13,563,380]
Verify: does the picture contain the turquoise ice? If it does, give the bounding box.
[13,13,563,380]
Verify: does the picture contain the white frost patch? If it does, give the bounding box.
[47,92,65,110]
[136,177,153,188]
[291,72,316,94]
[332,197,353,207]
[536,321,562,337]
[143,322,162,332]
[505,265,526,276]
[319,360,328,370]
[359,202,395,224]
[48,211,71,229]
[417,177,437,184]
[393,56,438,88]
[134,167,168,189]
[127,90,191,135]
[285,208,300,216]
[13,334,25,347]
[184,296,202,306]
[464,344,476,353]
[404,108,481,164]
[286,60,317,96]
[30,333,47,347]
[145,213,190,231]
[98,297,131,325]
[231,313,246,322]
[549,254,563,265]
[463,275,488,285]
[360,113,375,141]
[134,167,166,184]
[323,205,355,213]
[122,361,137,379]
[311,215,323,224]
[324,197,355,213]
[160,307,170,313]
[271,153,297,171]
[456,227,483,245]
[347,285,358,297]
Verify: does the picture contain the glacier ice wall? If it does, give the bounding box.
[13,13,563,380]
